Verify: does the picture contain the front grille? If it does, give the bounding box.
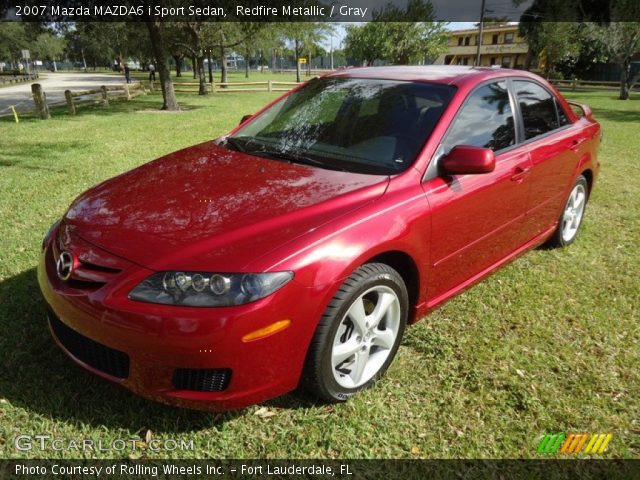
[50,229,123,291]
[173,368,231,392]
[49,313,130,379]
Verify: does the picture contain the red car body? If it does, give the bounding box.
[38,67,600,410]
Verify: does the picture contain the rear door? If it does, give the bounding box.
[423,80,533,303]
[511,79,582,236]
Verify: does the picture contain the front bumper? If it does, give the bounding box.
[38,235,326,411]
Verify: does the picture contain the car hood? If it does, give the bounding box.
[63,142,388,271]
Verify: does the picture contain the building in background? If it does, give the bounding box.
[434,24,529,69]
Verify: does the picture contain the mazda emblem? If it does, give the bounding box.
[56,251,74,281]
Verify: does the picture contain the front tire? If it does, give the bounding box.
[302,263,408,403]
[547,175,589,248]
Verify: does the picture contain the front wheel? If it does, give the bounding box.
[547,175,589,248]
[302,263,408,403]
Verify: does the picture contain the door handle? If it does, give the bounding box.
[511,166,531,182]
[571,138,587,150]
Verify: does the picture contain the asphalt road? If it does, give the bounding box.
[0,72,135,116]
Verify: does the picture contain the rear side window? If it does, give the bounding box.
[442,81,516,153]
[514,80,562,139]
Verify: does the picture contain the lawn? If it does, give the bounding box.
[0,88,638,459]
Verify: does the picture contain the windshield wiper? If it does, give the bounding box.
[250,148,333,170]
[223,137,248,153]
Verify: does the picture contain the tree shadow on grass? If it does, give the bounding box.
[0,141,90,172]
[0,268,314,437]
[591,107,640,124]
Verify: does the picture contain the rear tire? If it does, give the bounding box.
[547,175,589,248]
[302,263,408,403]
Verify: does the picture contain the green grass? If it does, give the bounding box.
[0,89,638,460]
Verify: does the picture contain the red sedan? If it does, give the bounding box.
[39,66,600,410]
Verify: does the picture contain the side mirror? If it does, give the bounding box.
[441,146,495,175]
[239,114,252,125]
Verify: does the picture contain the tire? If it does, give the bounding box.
[302,263,408,403]
[547,175,589,248]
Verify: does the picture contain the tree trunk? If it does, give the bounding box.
[172,55,182,77]
[245,46,250,78]
[619,60,631,100]
[307,49,311,76]
[295,40,301,83]
[191,56,197,78]
[197,55,207,95]
[146,20,179,111]
[220,46,228,85]
[207,50,213,83]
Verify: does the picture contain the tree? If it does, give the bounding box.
[146,20,179,110]
[519,22,581,76]
[344,0,448,66]
[32,32,66,71]
[598,22,640,99]
[517,0,640,98]
[0,22,29,70]
[284,23,333,82]
[238,24,283,78]
[345,24,383,66]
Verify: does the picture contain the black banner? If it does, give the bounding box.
[3,0,639,22]
[1,460,639,480]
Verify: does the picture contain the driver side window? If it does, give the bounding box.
[441,81,516,154]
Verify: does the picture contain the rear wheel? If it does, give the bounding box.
[302,263,408,403]
[547,175,588,248]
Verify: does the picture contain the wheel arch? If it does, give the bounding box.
[580,168,594,198]
[363,250,421,324]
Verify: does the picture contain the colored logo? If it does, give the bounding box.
[537,433,613,455]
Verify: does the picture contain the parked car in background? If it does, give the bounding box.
[39,66,600,410]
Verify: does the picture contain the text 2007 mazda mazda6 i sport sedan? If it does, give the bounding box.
[39,66,601,410]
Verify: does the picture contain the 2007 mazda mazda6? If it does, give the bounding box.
[39,66,601,410]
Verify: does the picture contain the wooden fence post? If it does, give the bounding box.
[210,80,215,93]
[64,90,76,115]
[123,83,131,100]
[149,80,154,92]
[100,85,109,105]
[268,80,273,92]
[31,83,50,119]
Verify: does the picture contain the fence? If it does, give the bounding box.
[0,73,39,86]
[171,80,301,94]
[29,82,147,120]
[550,78,640,92]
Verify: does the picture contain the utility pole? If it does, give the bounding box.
[475,0,486,66]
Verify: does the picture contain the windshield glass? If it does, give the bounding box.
[228,77,455,175]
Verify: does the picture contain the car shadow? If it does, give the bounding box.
[0,268,315,435]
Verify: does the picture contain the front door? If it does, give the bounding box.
[423,80,533,304]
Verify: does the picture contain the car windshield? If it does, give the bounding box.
[227,77,455,175]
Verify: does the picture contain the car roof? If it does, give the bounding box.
[326,65,539,86]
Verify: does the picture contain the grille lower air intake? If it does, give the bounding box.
[173,368,231,392]
[49,313,130,379]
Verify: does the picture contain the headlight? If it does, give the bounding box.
[42,220,60,251]
[129,271,294,307]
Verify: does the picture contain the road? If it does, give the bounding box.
[0,72,135,116]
